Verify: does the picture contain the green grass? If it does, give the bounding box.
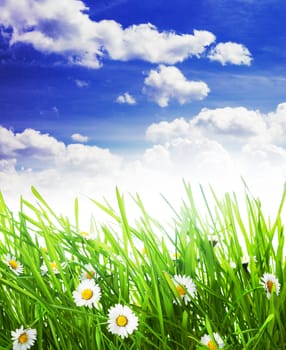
[0,182,285,349]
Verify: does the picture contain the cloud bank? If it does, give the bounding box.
[0,0,251,68]
[0,103,285,224]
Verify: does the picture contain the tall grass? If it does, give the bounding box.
[0,183,285,349]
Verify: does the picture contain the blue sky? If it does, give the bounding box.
[0,0,286,221]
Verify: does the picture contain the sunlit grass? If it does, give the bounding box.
[0,182,285,349]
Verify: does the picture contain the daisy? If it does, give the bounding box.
[170,251,181,260]
[11,326,37,350]
[107,304,138,339]
[80,263,98,281]
[40,261,59,275]
[260,273,281,299]
[4,255,24,275]
[172,274,197,305]
[79,231,95,240]
[201,332,224,349]
[73,279,101,308]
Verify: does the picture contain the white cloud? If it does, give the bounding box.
[267,103,286,146]
[98,23,216,64]
[1,102,286,227]
[146,105,275,149]
[243,142,286,166]
[208,42,252,66]
[71,133,89,143]
[0,127,24,156]
[0,0,226,68]
[116,92,136,105]
[191,106,267,148]
[146,118,191,143]
[143,65,210,107]
[56,144,121,174]
[0,126,65,159]
[0,0,103,69]
[0,126,120,174]
[75,80,89,88]
[144,102,286,191]
[143,136,232,179]
[0,158,17,172]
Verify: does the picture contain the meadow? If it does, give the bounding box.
[0,182,285,349]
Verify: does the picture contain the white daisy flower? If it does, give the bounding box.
[172,274,197,305]
[80,264,98,281]
[260,273,281,299]
[107,304,138,339]
[170,251,181,261]
[4,255,24,275]
[11,326,37,350]
[201,332,224,349]
[40,261,59,275]
[79,231,95,240]
[73,279,101,308]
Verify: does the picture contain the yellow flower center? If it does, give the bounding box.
[116,315,128,327]
[18,332,28,344]
[9,260,19,270]
[176,284,186,296]
[267,280,274,293]
[81,288,93,300]
[207,340,217,350]
[50,262,57,270]
[80,231,89,237]
[86,271,95,279]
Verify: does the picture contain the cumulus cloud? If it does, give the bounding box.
[0,158,17,172]
[191,106,267,149]
[146,118,191,143]
[144,103,286,215]
[144,102,286,189]
[98,23,216,64]
[143,65,210,107]
[143,136,232,179]
[208,42,252,66]
[146,105,280,149]
[0,0,251,68]
[56,144,121,174]
[0,0,215,67]
[116,92,136,105]
[267,103,286,146]
[0,126,120,173]
[71,133,89,143]
[243,142,286,167]
[0,126,65,159]
[1,102,285,226]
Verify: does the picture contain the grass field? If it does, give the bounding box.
[0,183,285,349]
